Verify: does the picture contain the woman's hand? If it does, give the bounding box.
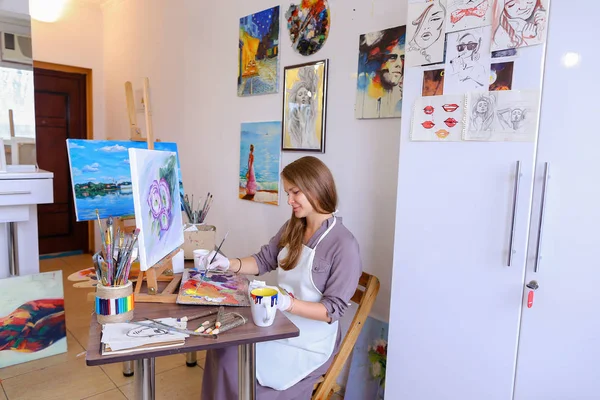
[206,251,230,272]
[275,288,293,312]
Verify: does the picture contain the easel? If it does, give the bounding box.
[122,78,181,303]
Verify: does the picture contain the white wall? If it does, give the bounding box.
[31,0,105,140]
[0,0,28,15]
[103,0,407,322]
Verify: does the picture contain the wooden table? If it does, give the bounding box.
[86,302,299,400]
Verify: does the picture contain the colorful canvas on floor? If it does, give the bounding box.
[355,25,407,119]
[285,0,330,56]
[129,148,184,271]
[406,0,447,67]
[463,90,539,141]
[176,269,250,307]
[491,0,548,51]
[0,271,67,368]
[411,94,465,141]
[444,26,492,94]
[446,0,493,33]
[238,6,280,97]
[66,140,184,221]
[239,121,281,205]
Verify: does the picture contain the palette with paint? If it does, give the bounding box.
[176,268,250,307]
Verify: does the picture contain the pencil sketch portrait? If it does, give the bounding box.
[282,60,327,152]
[497,107,527,132]
[287,66,318,149]
[406,0,446,66]
[469,93,496,132]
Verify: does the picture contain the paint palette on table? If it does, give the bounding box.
[0,271,67,368]
[176,268,250,307]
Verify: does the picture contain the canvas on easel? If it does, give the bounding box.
[129,148,184,271]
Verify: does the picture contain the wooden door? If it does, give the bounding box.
[34,68,89,255]
[514,2,600,399]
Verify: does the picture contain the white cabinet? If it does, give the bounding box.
[386,2,599,399]
[0,170,53,278]
[513,2,600,399]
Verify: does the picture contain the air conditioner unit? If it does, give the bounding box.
[1,32,32,65]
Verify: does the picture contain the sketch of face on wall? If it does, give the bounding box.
[492,0,548,51]
[469,93,496,132]
[444,26,491,94]
[406,0,446,67]
[288,66,319,149]
[497,106,527,132]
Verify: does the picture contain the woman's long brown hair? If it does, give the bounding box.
[279,156,338,271]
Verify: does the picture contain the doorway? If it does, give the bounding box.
[33,63,93,255]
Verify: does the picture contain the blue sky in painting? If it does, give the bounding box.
[240,6,278,38]
[67,140,181,185]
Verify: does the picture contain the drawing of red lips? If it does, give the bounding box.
[422,121,435,129]
[444,118,458,127]
[423,106,434,114]
[435,129,450,138]
[442,104,459,112]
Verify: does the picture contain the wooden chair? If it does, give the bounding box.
[312,271,380,400]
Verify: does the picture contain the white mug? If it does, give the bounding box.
[193,249,210,271]
[250,287,278,327]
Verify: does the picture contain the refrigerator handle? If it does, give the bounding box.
[508,161,522,267]
[534,162,550,273]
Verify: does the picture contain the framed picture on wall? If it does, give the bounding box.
[281,59,328,152]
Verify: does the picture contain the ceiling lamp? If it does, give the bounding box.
[29,0,69,23]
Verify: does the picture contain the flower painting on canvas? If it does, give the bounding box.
[129,149,184,271]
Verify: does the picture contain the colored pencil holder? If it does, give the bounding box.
[95,281,134,324]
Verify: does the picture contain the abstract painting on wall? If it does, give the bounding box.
[282,60,328,152]
[66,139,184,221]
[129,148,184,271]
[285,0,330,56]
[355,25,407,119]
[238,6,280,97]
[0,271,67,368]
[239,121,281,205]
[176,269,250,307]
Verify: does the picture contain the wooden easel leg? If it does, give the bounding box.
[145,267,159,295]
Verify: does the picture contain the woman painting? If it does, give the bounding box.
[245,144,257,197]
[287,67,319,149]
[202,156,362,399]
[493,0,547,50]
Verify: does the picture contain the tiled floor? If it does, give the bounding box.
[0,254,345,400]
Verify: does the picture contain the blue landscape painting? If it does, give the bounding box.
[66,140,184,221]
[239,121,281,205]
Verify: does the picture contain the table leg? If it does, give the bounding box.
[122,360,134,377]
[134,357,155,400]
[238,343,256,400]
[185,351,197,367]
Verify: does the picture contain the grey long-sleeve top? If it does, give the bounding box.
[252,216,362,323]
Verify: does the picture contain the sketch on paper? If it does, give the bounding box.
[490,62,514,91]
[444,26,492,94]
[66,140,184,221]
[446,0,493,33]
[355,26,406,119]
[0,272,67,368]
[411,94,465,141]
[282,60,328,151]
[285,0,330,56]
[129,149,184,271]
[239,121,281,205]
[406,0,447,67]
[422,68,445,96]
[176,269,250,307]
[238,6,280,97]
[492,0,548,51]
[464,90,538,141]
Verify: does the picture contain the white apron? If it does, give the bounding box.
[255,217,339,391]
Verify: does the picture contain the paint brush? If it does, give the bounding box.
[206,230,229,279]
[215,306,225,329]
[177,308,219,323]
[122,229,140,284]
